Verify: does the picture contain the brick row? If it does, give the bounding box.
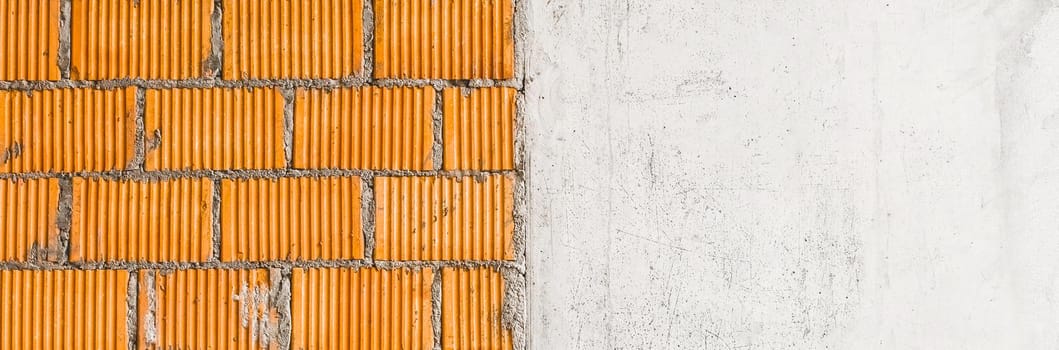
[0,267,510,349]
[0,86,513,172]
[5,175,514,263]
[2,0,515,81]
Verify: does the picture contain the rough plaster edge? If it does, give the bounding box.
[432,267,443,350]
[432,86,444,170]
[507,0,530,347]
[0,78,523,91]
[57,0,71,80]
[126,270,139,350]
[211,178,223,262]
[362,176,376,262]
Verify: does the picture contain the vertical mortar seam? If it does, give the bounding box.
[130,87,147,170]
[432,267,443,350]
[432,86,444,171]
[362,0,375,81]
[55,177,73,264]
[281,88,295,168]
[211,178,222,262]
[209,0,225,78]
[361,175,376,262]
[57,0,72,79]
[126,269,139,350]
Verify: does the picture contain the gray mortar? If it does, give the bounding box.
[57,0,71,79]
[432,87,444,170]
[139,271,159,347]
[0,168,516,181]
[211,178,223,262]
[0,258,521,272]
[281,88,296,168]
[126,270,139,350]
[361,0,375,79]
[361,175,376,262]
[206,0,224,78]
[269,268,293,350]
[432,268,443,350]
[127,87,147,170]
[508,0,530,347]
[55,177,73,264]
[0,77,522,91]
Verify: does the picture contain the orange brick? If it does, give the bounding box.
[222,0,363,79]
[70,0,213,79]
[374,0,514,79]
[442,268,512,350]
[375,175,514,261]
[443,87,515,170]
[0,178,60,261]
[290,267,434,350]
[0,0,61,80]
[144,88,285,170]
[294,86,435,170]
[0,88,136,173]
[70,177,214,262]
[0,269,129,350]
[138,269,280,350]
[221,176,363,262]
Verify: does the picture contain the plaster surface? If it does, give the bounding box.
[523,0,1059,348]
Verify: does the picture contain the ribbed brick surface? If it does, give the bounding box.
[294,86,435,170]
[375,175,515,261]
[0,0,60,81]
[291,267,434,350]
[222,0,363,79]
[221,177,363,262]
[442,268,513,350]
[144,87,286,170]
[443,87,516,170]
[0,269,130,350]
[138,269,280,350]
[374,0,514,79]
[71,0,214,79]
[0,0,521,348]
[70,177,214,262]
[0,88,136,173]
[0,178,60,262]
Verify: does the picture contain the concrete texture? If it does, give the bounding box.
[523,0,1059,348]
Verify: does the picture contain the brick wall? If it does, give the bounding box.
[0,0,524,349]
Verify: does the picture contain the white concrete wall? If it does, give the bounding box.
[522,0,1059,348]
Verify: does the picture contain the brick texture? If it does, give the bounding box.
[0,0,521,348]
[293,86,436,170]
[71,0,214,80]
[374,0,514,79]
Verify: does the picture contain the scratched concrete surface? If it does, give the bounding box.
[522,0,1059,348]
